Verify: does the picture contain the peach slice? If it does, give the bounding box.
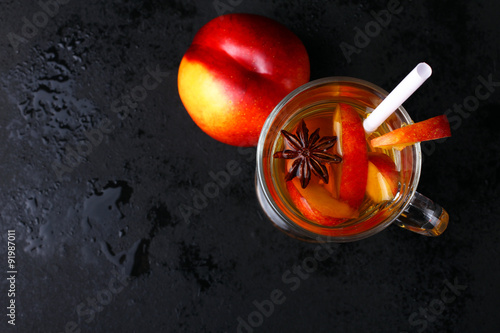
[286,178,358,227]
[371,115,451,150]
[366,153,399,203]
[333,103,369,210]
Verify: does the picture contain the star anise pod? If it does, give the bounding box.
[274,120,342,189]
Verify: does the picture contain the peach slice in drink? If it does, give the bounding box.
[366,153,399,203]
[371,115,451,150]
[286,178,358,227]
[332,103,368,210]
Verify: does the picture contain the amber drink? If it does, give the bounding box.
[256,77,449,242]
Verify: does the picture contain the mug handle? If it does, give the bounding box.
[393,191,449,236]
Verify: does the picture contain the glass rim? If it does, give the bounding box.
[256,76,422,241]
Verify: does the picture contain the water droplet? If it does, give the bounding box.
[118,227,128,238]
[82,180,133,225]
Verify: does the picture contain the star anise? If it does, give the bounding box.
[274,120,342,189]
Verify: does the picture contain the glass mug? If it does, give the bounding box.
[255,77,449,242]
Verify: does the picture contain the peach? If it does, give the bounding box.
[178,13,310,146]
[371,115,451,150]
[333,103,369,210]
[287,178,357,227]
[366,153,399,202]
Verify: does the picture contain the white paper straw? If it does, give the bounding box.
[363,63,432,133]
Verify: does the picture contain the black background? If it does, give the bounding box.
[1,0,499,332]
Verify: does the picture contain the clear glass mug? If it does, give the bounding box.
[255,77,449,242]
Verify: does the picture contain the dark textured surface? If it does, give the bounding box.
[0,0,499,332]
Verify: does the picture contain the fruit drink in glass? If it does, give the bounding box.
[255,77,449,242]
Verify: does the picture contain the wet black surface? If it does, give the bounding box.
[1,0,499,332]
